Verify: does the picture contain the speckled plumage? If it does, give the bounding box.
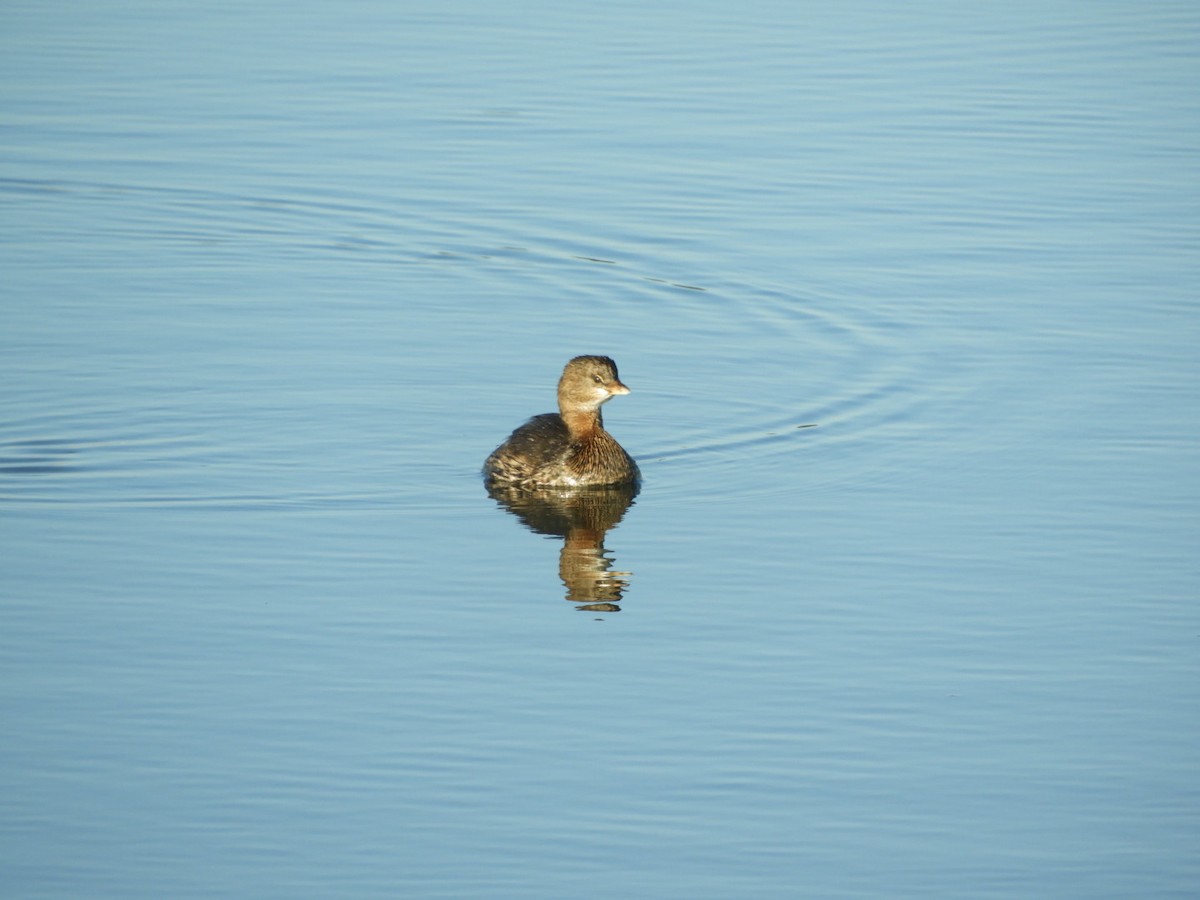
[483,356,640,489]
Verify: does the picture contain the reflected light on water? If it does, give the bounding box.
[486,481,639,612]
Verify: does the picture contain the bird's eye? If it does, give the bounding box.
[593,374,603,384]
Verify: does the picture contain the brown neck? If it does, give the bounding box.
[560,407,602,439]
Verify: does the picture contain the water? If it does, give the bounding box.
[2,2,1198,897]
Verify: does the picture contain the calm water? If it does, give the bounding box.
[2,2,1198,897]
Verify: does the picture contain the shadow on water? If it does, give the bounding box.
[486,482,639,613]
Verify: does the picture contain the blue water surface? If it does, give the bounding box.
[2,2,1198,897]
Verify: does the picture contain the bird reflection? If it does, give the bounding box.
[486,482,638,611]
